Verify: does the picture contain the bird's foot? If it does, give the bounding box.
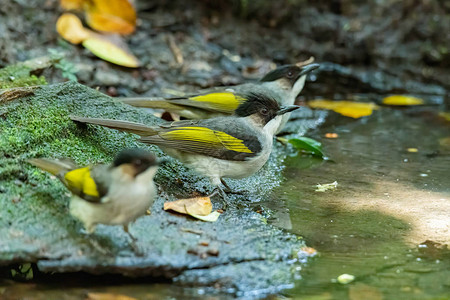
[208,186,233,210]
[123,225,144,256]
[220,179,246,195]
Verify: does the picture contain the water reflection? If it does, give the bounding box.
[271,107,450,299]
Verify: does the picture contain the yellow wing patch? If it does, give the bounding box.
[190,92,245,112]
[161,127,253,153]
[64,167,100,198]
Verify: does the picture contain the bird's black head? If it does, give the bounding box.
[260,63,320,88]
[113,148,158,176]
[235,93,299,125]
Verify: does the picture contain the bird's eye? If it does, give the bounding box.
[134,159,142,165]
[287,71,293,78]
[260,108,269,115]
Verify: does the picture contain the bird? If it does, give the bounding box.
[119,60,319,134]
[27,148,160,253]
[71,93,300,205]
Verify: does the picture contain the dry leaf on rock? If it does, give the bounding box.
[85,0,136,34]
[82,33,140,68]
[56,13,90,44]
[188,211,221,222]
[164,197,212,216]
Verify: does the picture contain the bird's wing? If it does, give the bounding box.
[140,118,262,161]
[121,88,252,115]
[28,157,109,203]
[62,164,111,202]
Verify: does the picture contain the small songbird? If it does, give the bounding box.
[27,149,160,251]
[71,93,300,203]
[120,61,319,134]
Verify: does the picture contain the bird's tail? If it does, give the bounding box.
[70,116,158,136]
[27,158,76,176]
[119,97,213,119]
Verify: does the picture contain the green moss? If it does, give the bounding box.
[0,64,47,89]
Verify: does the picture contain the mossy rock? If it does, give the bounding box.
[0,81,313,295]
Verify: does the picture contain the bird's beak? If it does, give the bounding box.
[298,63,320,77]
[278,105,301,115]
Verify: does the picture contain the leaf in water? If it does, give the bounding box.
[82,33,140,67]
[382,95,424,106]
[325,133,338,138]
[60,0,85,10]
[288,137,324,158]
[315,181,338,192]
[56,13,90,44]
[301,246,318,255]
[85,0,136,34]
[337,273,355,284]
[87,293,137,300]
[188,211,221,222]
[308,99,379,118]
[164,197,212,216]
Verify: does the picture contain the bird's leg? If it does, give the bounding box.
[220,179,245,195]
[81,226,111,255]
[123,224,144,256]
[207,186,231,210]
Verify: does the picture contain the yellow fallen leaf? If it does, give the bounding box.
[164,197,212,216]
[87,293,137,300]
[85,0,136,34]
[382,95,424,106]
[188,211,221,222]
[308,99,379,118]
[82,33,140,67]
[438,112,450,122]
[60,0,85,10]
[56,13,90,44]
[407,148,418,153]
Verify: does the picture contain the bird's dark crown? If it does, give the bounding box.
[235,93,280,125]
[260,64,302,84]
[113,148,157,175]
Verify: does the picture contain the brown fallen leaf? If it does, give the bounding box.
[56,13,90,44]
[87,292,137,300]
[164,197,212,216]
[85,0,136,34]
[325,133,338,138]
[301,246,318,255]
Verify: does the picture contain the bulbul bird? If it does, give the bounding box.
[71,93,300,204]
[27,148,159,252]
[120,60,319,134]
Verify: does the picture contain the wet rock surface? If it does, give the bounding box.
[0,82,317,295]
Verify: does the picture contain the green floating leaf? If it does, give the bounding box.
[289,137,324,158]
